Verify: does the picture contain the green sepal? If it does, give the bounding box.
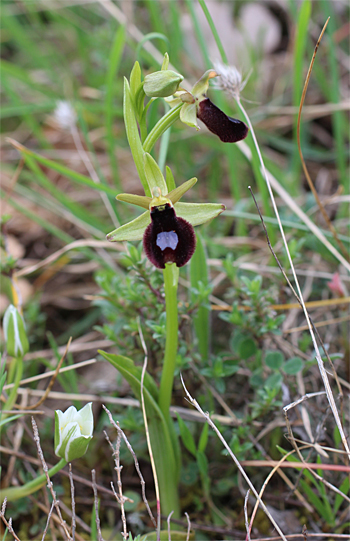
[167,177,197,204]
[174,202,225,226]
[161,52,169,70]
[3,304,29,358]
[98,351,181,517]
[180,102,198,129]
[123,78,150,196]
[191,69,217,98]
[129,61,142,99]
[106,211,151,242]
[165,165,176,192]
[116,193,151,210]
[144,152,168,195]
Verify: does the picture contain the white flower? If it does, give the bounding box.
[55,403,93,462]
[3,304,29,358]
[53,101,77,130]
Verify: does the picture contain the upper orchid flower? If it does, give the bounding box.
[167,69,249,143]
[107,153,225,268]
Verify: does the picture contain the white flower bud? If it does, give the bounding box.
[3,304,29,358]
[55,403,93,462]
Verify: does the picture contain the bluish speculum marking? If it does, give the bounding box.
[156,230,179,251]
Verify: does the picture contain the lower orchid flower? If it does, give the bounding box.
[107,152,225,268]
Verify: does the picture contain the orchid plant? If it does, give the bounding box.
[99,54,248,519]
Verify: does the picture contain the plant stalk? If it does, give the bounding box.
[1,458,67,501]
[159,263,179,418]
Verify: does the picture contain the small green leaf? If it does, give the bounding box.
[264,350,284,370]
[238,337,257,360]
[196,450,208,477]
[130,61,142,100]
[198,422,209,453]
[264,373,283,390]
[176,414,197,457]
[283,357,304,375]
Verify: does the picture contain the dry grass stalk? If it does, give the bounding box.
[180,375,287,541]
[91,469,104,541]
[104,429,128,540]
[0,499,21,541]
[31,416,72,540]
[103,405,156,528]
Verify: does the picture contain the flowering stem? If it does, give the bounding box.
[1,458,67,502]
[143,104,182,154]
[158,263,179,418]
[3,356,23,417]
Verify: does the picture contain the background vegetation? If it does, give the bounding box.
[1,0,349,539]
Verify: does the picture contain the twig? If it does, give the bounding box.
[296,18,349,262]
[104,429,128,540]
[180,375,287,541]
[41,500,56,541]
[69,464,76,541]
[31,417,71,539]
[244,490,251,541]
[91,470,104,541]
[103,405,156,527]
[0,499,21,541]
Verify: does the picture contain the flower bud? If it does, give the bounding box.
[143,70,184,98]
[55,403,93,462]
[3,304,29,358]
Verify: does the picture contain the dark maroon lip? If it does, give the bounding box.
[143,205,196,269]
[197,98,249,143]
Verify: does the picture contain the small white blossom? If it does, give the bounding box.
[53,100,77,130]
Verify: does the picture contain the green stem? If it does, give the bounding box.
[158,263,179,418]
[143,104,181,154]
[3,357,23,417]
[0,458,67,502]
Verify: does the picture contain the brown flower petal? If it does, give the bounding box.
[143,203,196,269]
[197,98,249,143]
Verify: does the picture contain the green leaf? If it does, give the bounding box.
[283,357,304,375]
[190,233,210,360]
[238,337,257,360]
[98,351,180,517]
[264,350,284,370]
[334,476,350,515]
[130,61,142,101]
[176,413,197,457]
[198,422,209,453]
[264,373,283,390]
[196,450,208,478]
